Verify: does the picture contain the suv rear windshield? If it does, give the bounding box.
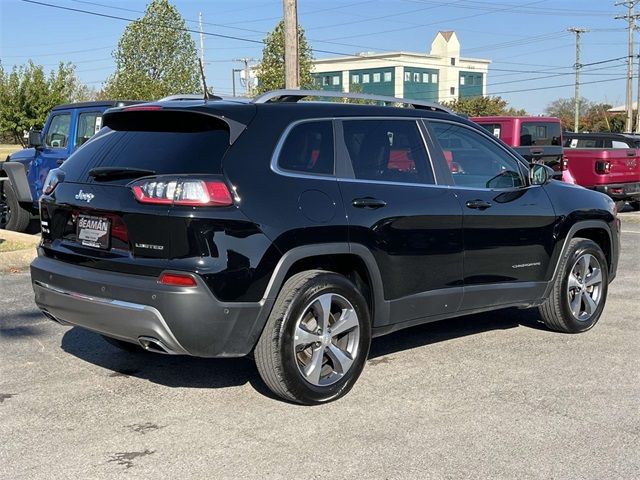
[61,110,230,182]
[520,121,561,146]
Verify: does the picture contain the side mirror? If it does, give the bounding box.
[529,163,554,186]
[28,129,43,149]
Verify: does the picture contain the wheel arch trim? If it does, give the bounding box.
[261,243,388,325]
[0,162,32,203]
[544,219,615,298]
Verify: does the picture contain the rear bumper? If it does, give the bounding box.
[593,182,640,200]
[31,255,273,357]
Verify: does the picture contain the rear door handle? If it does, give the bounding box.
[465,199,492,210]
[352,197,387,209]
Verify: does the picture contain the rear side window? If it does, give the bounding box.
[76,111,102,147]
[45,113,71,148]
[520,122,561,146]
[342,119,433,184]
[565,137,602,148]
[612,140,630,149]
[61,110,230,182]
[478,123,502,139]
[277,121,334,175]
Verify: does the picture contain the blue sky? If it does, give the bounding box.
[0,0,631,114]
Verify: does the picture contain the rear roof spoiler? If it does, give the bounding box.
[102,106,247,145]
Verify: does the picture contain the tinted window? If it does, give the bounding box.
[342,119,433,184]
[45,113,71,148]
[520,121,561,146]
[278,121,334,175]
[565,137,602,148]
[430,122,525,189]
[76,112,102,147]
[478,123,502,138]
[61,111,230,182]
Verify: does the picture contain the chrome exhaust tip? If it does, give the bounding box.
[138,336,175,354]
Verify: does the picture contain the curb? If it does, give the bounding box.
[0,230,40,272]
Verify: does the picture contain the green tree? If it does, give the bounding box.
[544,97,624,132]
[255,20,314,95]
[0,61,81,146]
[544,96,593,131]
[443,95,526,117]
[103,0,200,100]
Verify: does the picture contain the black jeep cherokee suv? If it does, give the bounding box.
[31,90,620,404]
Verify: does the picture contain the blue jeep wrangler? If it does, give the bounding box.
[1,101,138,231]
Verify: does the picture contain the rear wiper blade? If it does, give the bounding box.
[88,167,156,180]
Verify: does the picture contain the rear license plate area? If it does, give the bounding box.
[76,215,111,249]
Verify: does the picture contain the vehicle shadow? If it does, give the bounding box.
[368,307,547,360]
[60,307,549,398]
[61,327,260,391]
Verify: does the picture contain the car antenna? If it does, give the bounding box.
[198,59,211,102]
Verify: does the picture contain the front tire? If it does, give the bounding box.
[255,270,371,405]
[1,182,31,232]
[538,238,608,333]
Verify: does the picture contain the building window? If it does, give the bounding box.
[384,71,392,82]
[450,87,455,95]
[404,71,410,82]
[373,72,381,83]
[422,73,429,83]
[332,75,340,86]
[413,72,420,82]
[460,76,465,85]
[352,74,360,84]
[362,73,370,83]
[323,76,330,86]
[451,57,456,66]
[431,73,438,83]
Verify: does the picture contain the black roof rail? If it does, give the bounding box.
[252,89,453,114]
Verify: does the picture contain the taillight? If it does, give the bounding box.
[130,178,233,206]
[595,161,611,174]
[42,168,64,195]
[562,157,569,171]
[159,272,197,287]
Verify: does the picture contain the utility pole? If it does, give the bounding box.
[232,68,240,97]
[234,58,256,97]
[198,12,206,87]
[283,0,299,89]
[568,28,587,133]
[636,49,640,132]
[616,1,637,132]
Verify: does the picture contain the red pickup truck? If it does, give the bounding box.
[563,132,640,211]
[471,116,564,178]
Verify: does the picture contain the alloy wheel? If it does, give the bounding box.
[567,253,603,321]
[293,293,360,387]
[0,189,10,229]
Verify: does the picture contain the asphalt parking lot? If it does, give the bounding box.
[1,213,639,480]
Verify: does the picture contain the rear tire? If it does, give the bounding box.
[629,200,640,211]
[538,238,608,333]
[1,182,31,232]
[101,335,143,352]
[255,270,371,405]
